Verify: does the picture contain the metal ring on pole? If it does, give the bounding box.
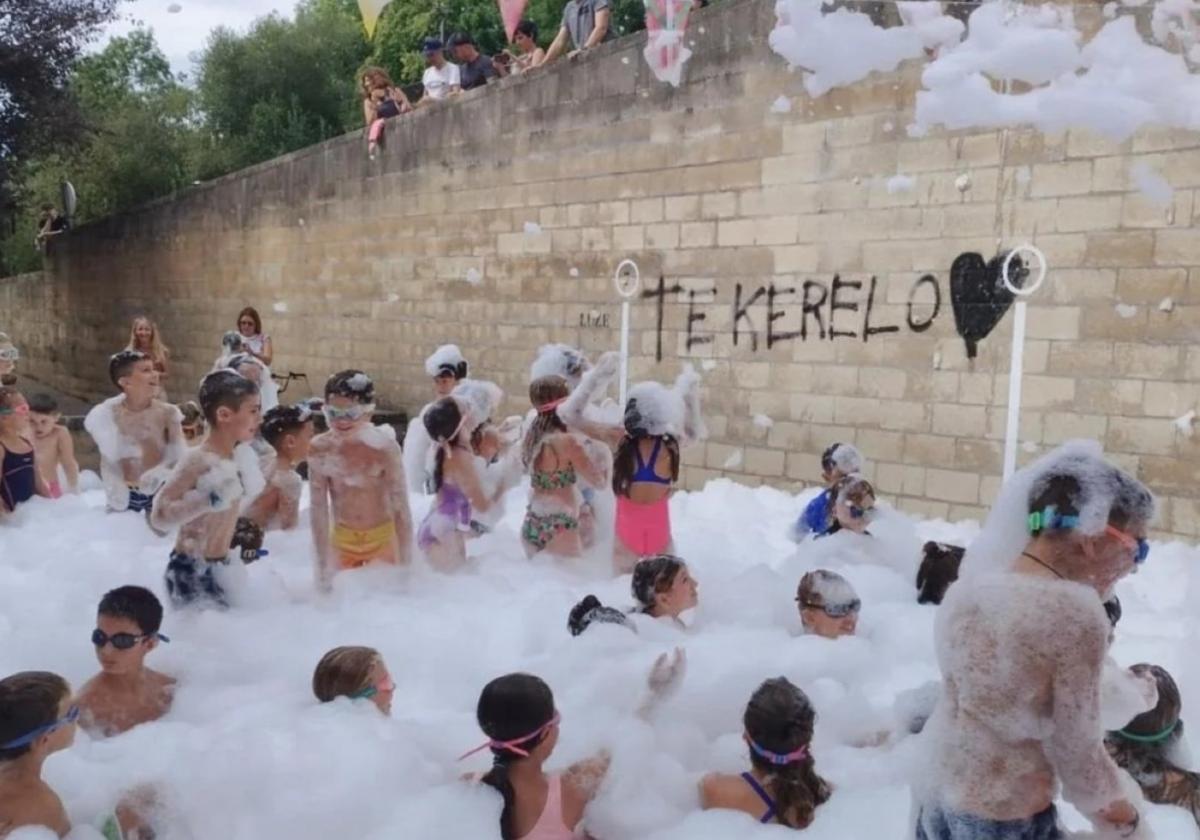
[1002,244,1047,297]
[614,259,641,299]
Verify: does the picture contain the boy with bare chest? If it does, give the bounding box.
[309,370,413,589]
[85,351,184,513]
[151,370,263,607]
[27,394,79,497]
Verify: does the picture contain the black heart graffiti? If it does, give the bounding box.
[949,251,1029,359]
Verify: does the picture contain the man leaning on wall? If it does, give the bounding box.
[543,0,613,63]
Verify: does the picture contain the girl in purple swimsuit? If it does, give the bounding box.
[418,396,510,571]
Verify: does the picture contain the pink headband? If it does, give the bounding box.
[458,711,561,761]
[748,736,809,765]
[537,397,567,415]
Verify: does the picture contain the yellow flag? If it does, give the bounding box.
[357,0,392,38]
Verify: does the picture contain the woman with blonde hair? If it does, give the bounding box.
[312,646,395,716]
[126,316,170,398]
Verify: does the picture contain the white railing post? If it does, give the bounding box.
[613,260,642,407]
[1001,245,1047,480]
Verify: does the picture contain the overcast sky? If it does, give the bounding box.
[100,0,303,79]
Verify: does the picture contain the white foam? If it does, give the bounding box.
[1116,303,1139,319]
[1130,161,1175,207]
[770,95,793,114]
[886,174,916,194]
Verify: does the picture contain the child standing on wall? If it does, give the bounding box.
[28,394,79,497]
[150,370,264,608]
[84,351,184,514]
[309,370,413,588]
[243,404,314,532]
[790,442,864,541]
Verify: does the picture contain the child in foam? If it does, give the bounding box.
[27,393,79,497]
[418,394,519,570]
[84,351,184,514]
[461,654,685,840]
[557,352,705,573]
[791,442,864,541]
[521,374,607,558]
[796,569,860,639]
[915,442,1152,840]
[0,386,51,518]
[150,370,264,608]
[76,586,175,738]
[1106,664,1200,830]
[309,370,413,586]
[700,677,832,828]
[568,553,700,635]
[403,344,469,495]
[243,404,315,532]
[0,671,77,837]
[818,475,876,539]
[313,646,396,716]
[223,352,279,414]
[179,401,206,447]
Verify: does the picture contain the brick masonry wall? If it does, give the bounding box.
[3,0,1199,537]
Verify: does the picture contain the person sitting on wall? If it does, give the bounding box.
[360,66,412,161]
[418,38,461,105]
[543,0,613,63]
[447,32,499,91]
[499,20,547,74]
[35,205,68,251]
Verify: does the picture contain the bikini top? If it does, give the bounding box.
[632,437,672,485]
[0,439,36,513]
[740,772,777,825]
[520,775,577,840]
[531,443,577,491]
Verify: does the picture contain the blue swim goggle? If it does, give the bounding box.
[1029,506,1149,564]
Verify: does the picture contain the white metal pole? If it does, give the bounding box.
[619,299,631,406]
[613,260,641,407]
[1000,245,1047,481]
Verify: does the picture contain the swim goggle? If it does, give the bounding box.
[0,403,29,416]
[0,705,79,750]
[848,504,874,520]
[1117,719,1179,744]
[797,598,860,618]
[352,674,396,701]
[92,628,170,650]
[323,402,375,423]
[747,736,809,765]
[0,347,18,362]
[458,711,561,760]
[1029,507,1149,564]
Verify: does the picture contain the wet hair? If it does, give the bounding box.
[516,19,538,39]
[1027,458,1154,534]
[312,646,380,703]
[833,474,875,508]
[424,397,465,492]
[916,542,964,605]
[0,386,20,411]
[1103,595,1123,628]
[109,349,149,388]
[324,369,375,404]
[0,671,71,762]
[821,442,863,478]
[97,585,164,636]
[522,376,570,469]
[476,673,557,840]
[743,677,831,829]
[796,569,859,612]
[434,361,468,380]
[613,434,679,496]
[198,369,259,425]
[1118,664,1183,747]
[631,554,686,614]
[568,595,632,636]
[261,405,311,447]
[180,400,205,428]
[237,306,262,335]
[27,393,58,414]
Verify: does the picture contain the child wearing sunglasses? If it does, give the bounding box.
[0,386,52,519]
[312,646,395,716]
[791,442,864,541]
[796,570,860,639]
[151,370,263,608]
[84,351,185,515]
[244,404,315,532]
[309,370,413,589]
[76,586,175,738]
[916,444,1154,840]
[819,475,876,539]
[0,670,77,837]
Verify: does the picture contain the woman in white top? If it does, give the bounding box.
[916,442,1152,840]
[236,306,273,366]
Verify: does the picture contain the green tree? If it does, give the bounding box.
[195,0,370,176]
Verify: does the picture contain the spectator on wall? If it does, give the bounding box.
[418,38,461,105]
[360,66,412,159]
[507,20,548,72]
[543,0,613,63]
[35,205,68,251]
[446,32,498,91]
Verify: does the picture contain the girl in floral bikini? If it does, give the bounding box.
[521,376,605,557]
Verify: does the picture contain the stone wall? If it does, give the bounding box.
[3,0,1200,537]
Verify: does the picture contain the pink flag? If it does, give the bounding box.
[499,0,529,41]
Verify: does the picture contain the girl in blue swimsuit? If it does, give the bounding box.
[700,677,831,828]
